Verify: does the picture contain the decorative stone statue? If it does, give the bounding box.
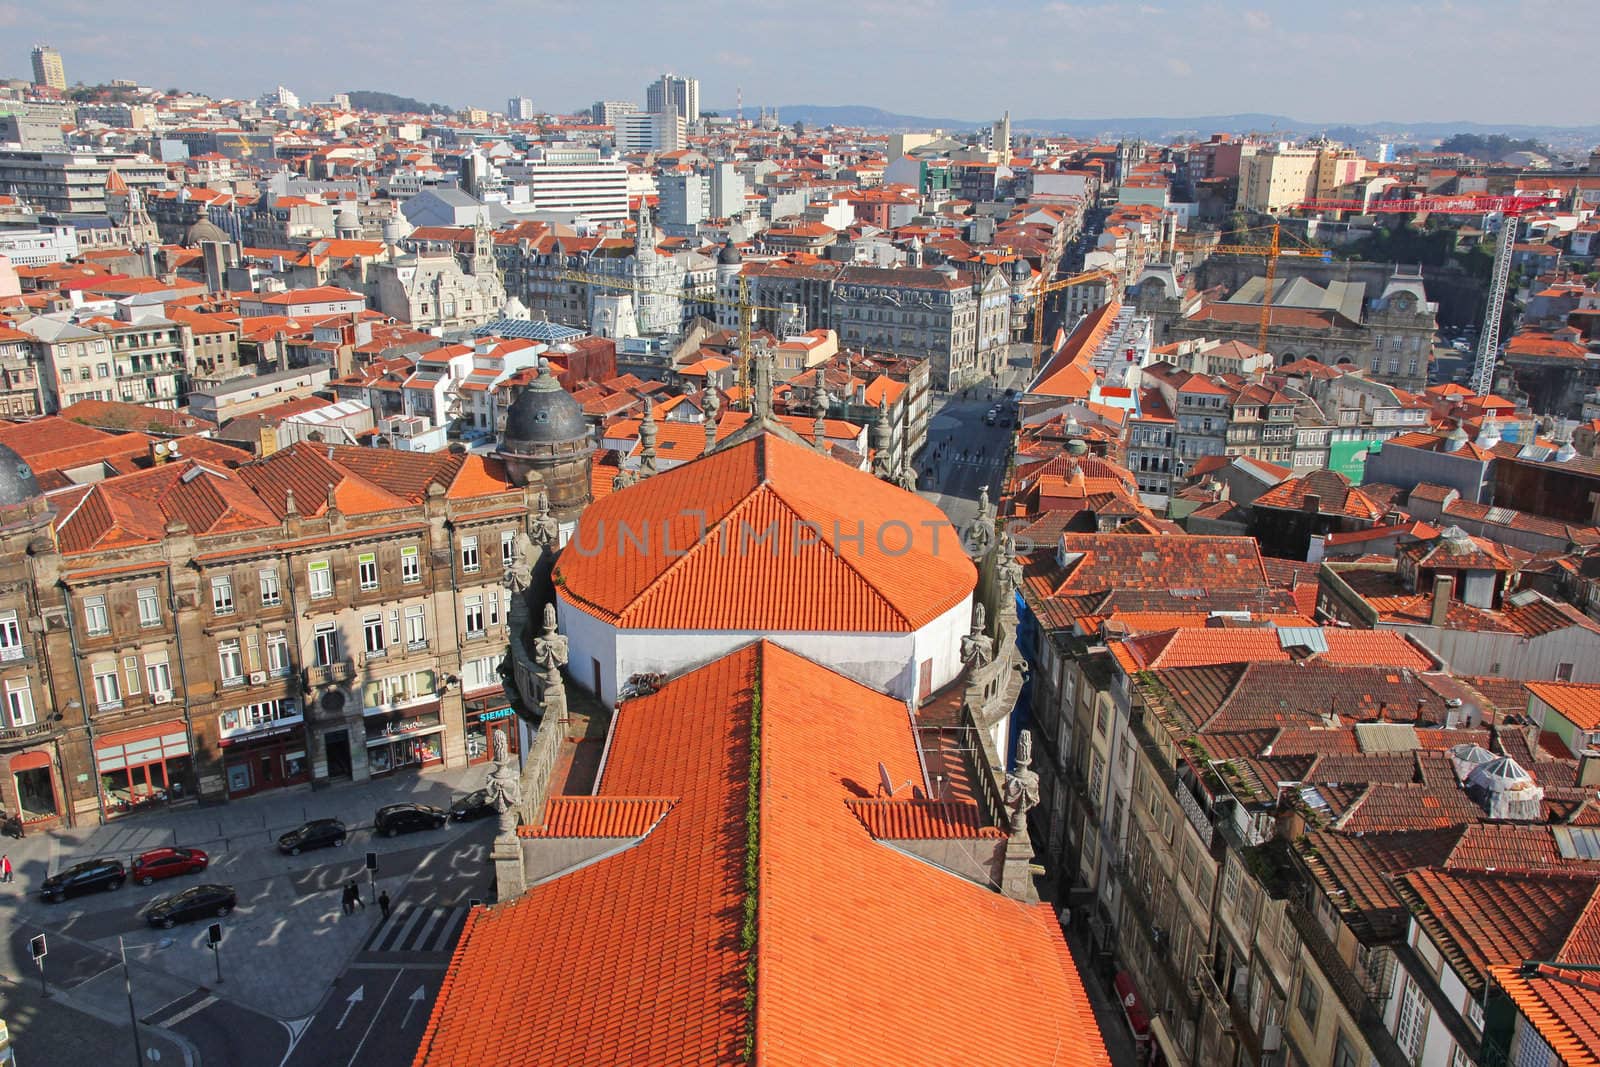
[1003,729,1041,835]
[960,601,994,667]
[532,603,568,672]
[529,490,559,547]
[871,399,894,480]
[894,462,918,493]
[964,506,995,559]
[503,529,538,594]
[612,467,636,492]
[484,728,522,836]
[996,531,1025,598]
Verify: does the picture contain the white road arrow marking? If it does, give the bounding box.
[401,985,427,1028]
[335,985,364,1030]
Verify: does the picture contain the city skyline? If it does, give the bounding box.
[0,0,1591,128]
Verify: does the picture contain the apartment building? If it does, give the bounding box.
[0,442,545,826]
[0,150,168,215]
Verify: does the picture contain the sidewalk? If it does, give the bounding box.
[9,762,490,878]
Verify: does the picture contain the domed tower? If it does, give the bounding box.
[498,361,593,522]
[716,238,742,288]
[0,444,51,532]
[335,202,362,240]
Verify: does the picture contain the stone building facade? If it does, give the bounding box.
[0,386,592,828]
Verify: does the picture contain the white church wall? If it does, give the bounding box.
[911,594,973,699]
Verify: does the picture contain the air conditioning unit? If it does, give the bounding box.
[249,671,266,685]
[152,691,173,705]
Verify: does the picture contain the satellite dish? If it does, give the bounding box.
[878,761,894,798]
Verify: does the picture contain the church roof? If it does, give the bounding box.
[555,429,974,631]
[412,642,1110,1066]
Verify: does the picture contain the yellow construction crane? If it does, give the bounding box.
[1031,268,1118,371]
[558,269,778,406]
[1174,222,1331,354]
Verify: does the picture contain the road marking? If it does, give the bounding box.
[334,985,363,1030]
[159,994,217,1027]
[345,971,401,1067]
[277,1016,313,1067]
[401,984,426,1028]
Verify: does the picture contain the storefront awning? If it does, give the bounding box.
[1149,1013,1184,1066]
[1114,971,1151,1041]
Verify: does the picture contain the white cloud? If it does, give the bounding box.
[1242,8,1270,30]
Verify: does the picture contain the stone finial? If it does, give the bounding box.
[639,397,658,477]
[960,601,994,667]
[1003,729,1041,835]
[703,387,720,454]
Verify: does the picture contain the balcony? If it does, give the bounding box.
[0,719,53,748]
[303,658,355,689]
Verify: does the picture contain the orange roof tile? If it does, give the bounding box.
[1491,963,1600,1067]
[520,796,677,838]
[1526,681,1600,731]
[555,430,974,632]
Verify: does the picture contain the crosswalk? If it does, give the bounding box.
[361,905,467,956]
[144,988,218,1027]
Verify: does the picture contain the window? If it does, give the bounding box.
[1395,977,1428,1061]
[363,614,386,656]
[464,596,485,636]
[1558,662,1575,682]
[489,591,502,628]
[405,606,426,648]
[387,609,400,644]
[83,595,109,636]
[5,679,34,727]
[211,575,234,615]
[460,536,480,573]
[464,654,498,691]
[500,530,516,566]
[137,586,161,627]
[401,546,420,584]
[0,611,21,662]
[1089,752,1105,801]
[259,569,281,607]
[1296,974,1321,1028]
[313,623,338,667]
[266,631,289,675]
[308,560,332,599]
[92,663,121,708]
[218,639,243,684]
[219,698,298,736]
[358,552,378,591]
[122,654,141,696]
[145,653,172,696]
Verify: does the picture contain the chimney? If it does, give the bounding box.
[1580,751,1600,788]
[1303,493,1321,514]
[1430,574,1454,627]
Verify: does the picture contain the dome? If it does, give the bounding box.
[718,239,742,265]
[335,203,361,230]
[184,219,230,247]
[556,429,974,633]
[0,444,42,507]
[1467,755,1533,792]
[502,362,587,449]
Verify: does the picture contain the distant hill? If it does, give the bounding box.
[720,104,1600,145]
[345,90,451,116]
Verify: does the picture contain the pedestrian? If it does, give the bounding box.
[341,883,354,915]
[348,880,365,911]
[1,853,11,883]
[379,890,391,920]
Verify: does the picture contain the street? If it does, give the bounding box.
[0,763,496,1066]
[918,355,1032,530]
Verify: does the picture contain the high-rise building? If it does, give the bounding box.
[507,96,535,121]
[590,100,638,128]
[991,111,1011,157]
[502,145,630,221]
[30,45,65,91]
[709,162,746,219]
[616,111,685,155]
[657,172,707,228]
[645,73,699,123]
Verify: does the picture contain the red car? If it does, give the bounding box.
[131,847,209,886]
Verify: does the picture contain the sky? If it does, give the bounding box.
[1,0,1590,128]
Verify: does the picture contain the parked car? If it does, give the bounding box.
[145,884,236,929]
[449,789,496,822]
[277,818,347,855]
[375,803,448,837]
[132,847,208,886]
[40,858,125,902]
[984,410,998,426]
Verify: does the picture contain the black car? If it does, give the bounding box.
[40,858,124,902]
[374,803,448,837]
[449,789,496,822]
[145,883,236,929]
[277,818,347,855]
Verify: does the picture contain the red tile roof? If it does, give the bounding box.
[1526,682,1600,731]
[1491,963,1600,1067]
[414,642,1109,1066]
[556,430,974,631]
